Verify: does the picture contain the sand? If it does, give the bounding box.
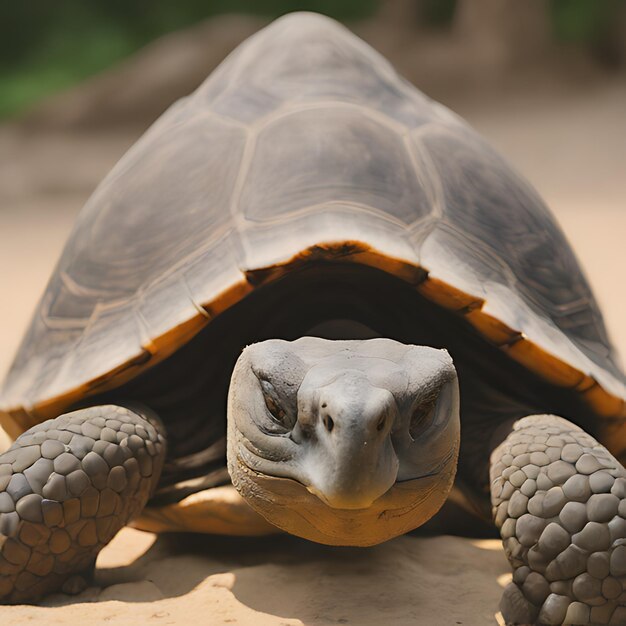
[1,529,510,625]
[0,12,625,626]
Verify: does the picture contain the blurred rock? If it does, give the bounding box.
[453,0,552,68]
[12,4,623,134]
[20,14,266,132]
[354,0,610,106]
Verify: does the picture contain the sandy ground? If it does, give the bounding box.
[0,15,625,626]
[1,529,509,625]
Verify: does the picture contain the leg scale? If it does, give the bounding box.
[490,415,626,625]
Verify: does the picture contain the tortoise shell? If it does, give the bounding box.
[0,14,623,452]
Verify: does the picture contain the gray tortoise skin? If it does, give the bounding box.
[0,12,624,625]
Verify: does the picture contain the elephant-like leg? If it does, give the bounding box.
[0,405,165,603]
[490,415,626,625]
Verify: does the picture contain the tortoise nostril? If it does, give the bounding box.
[323,414,334,432]
[376,415,386,432]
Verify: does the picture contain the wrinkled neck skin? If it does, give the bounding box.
[227,336,460,546]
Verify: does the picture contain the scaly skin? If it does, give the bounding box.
[491,415,626,625]
[0,405,166,603]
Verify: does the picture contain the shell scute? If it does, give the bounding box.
[73,113,246,293]
[240,106,431,226]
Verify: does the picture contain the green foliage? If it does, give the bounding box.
[0,0,376,119]
[549,0,623,43]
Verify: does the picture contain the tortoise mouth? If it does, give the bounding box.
[230,458,458,546]
[300,451,457,510]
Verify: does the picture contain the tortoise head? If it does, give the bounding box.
[227,338,460,546]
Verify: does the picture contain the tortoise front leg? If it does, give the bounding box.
[0,405,165,603]
[490,415,626,625]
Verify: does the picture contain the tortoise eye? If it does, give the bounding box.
[260,380,294,429]
[409,397,438,441]
[265,394,287,423]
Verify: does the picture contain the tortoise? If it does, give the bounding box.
[0,11,624,623]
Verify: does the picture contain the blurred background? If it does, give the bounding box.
[0,0,625,435]
[0,4,624,621]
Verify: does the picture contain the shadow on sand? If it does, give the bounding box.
[34,528,507,626]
